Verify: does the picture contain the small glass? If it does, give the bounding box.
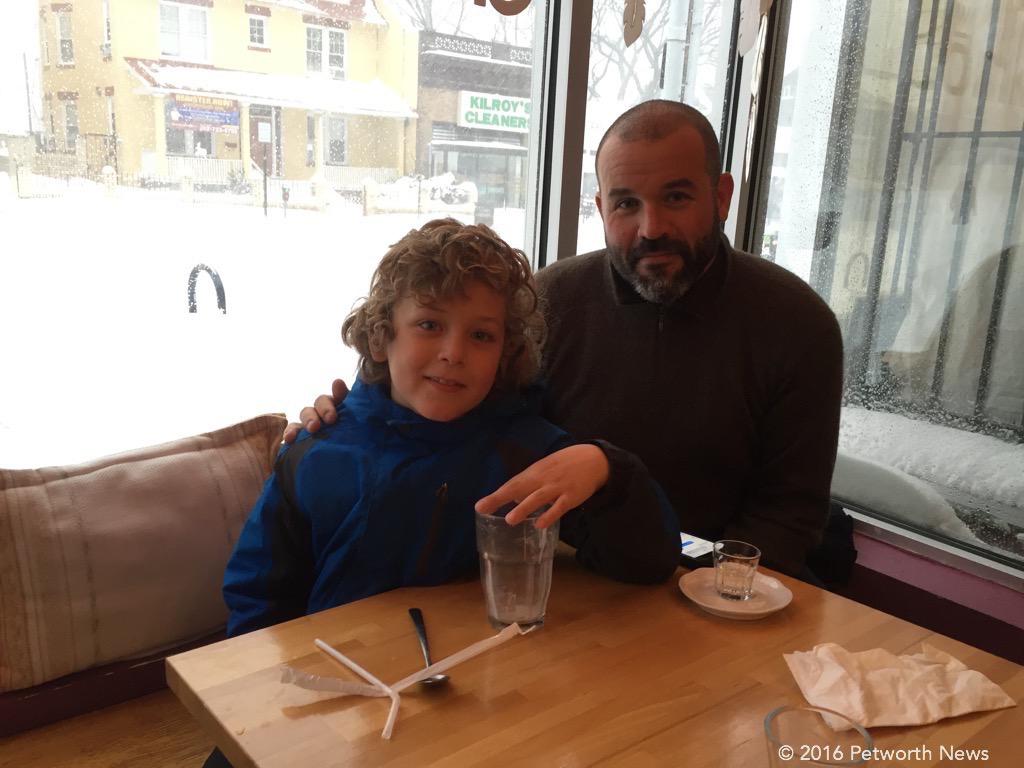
[713,539,760,600]
[475,506,559,630]
[764,705,873,766]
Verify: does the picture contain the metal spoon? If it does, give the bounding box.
[408,608,450,688]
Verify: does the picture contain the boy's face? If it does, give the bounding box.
[373,280,507,422]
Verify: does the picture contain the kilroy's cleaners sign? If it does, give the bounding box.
[458,91,531,133]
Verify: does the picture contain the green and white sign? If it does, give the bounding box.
[458,91,531,133]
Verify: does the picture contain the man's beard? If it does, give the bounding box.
[608,221,721,304]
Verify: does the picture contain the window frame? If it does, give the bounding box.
[305,25,345,78]
[159,1,210,62]
[248,15,267,48]
[57,11,74,65]
[323,114,346,166]
[64,100,79,151]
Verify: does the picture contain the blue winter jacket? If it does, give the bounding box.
[223,380,679,636]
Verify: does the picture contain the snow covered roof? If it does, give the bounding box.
[262,0,386,27]
[125,58,415,119]
[421,49,531,70]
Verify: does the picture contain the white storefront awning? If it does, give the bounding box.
[126,58,416,119]
[429,139,527,153]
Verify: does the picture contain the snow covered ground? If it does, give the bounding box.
[0,180,470,467]
[0,178,596,469]
[836,407,1024,560]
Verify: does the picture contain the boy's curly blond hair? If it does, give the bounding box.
[341,218,545,393]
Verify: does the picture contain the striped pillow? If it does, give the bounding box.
[0,414,285,692]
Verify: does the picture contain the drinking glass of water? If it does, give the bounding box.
[475,506,559,629]
[713,539,761,600]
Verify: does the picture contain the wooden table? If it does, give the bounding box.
[167,554,1023,767]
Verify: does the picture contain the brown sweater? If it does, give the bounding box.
[536,236,844,575]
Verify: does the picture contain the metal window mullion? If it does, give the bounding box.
[529,0,592,269]
[850,0,923,388]
[890,0,942,298]
[727,0,788,254]
[902,0,956,303]
[930,0,1002,399]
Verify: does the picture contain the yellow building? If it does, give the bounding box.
[37,0,418,194]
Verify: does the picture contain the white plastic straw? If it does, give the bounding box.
[390,621,533,692]
[299,623,534,739]
[314,638,401,738]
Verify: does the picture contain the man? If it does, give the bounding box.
[290,100,843,577]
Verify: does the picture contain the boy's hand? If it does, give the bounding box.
[475,444,610,529]
[281,379,349,444]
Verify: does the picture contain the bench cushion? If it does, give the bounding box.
[0,414,285,693]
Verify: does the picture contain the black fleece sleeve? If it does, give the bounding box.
[559,439,680,584]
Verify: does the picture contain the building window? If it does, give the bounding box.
[306,27,344,77]
[42,37,50,66]
[249,16,266,47]
[324,116,345,165]
[166,126,213,157]
[306,115,316,166]
[306,27,322,72]
[160,2,208,61]
[106,96,116,135]
[57,12,74,64]
[64,101,79,151]
[328,29,344,78]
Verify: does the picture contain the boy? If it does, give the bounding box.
[223,218,678,637]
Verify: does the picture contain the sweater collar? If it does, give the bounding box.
[344,378,536,444]
[605,232,731,318]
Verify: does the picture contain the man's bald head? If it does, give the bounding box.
[595,100,722,188]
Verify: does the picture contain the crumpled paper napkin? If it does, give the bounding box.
[784,643,1016,730]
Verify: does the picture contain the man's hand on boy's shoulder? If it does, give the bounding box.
[475,444,610,529]
[282,379,349,444]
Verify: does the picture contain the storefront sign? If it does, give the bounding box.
[458,91,530,133]
[168,94,240,134]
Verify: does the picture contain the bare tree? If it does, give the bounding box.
[589,0,671,101]
[386,0,721,104]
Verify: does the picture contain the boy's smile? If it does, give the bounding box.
[374,280,507,422]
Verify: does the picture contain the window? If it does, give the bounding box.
[328,29,344,78]
[306,115,316,166]
[249,16,266,47]
[57,11,73,64]
[106,96,116,135]
[306,26,344,77]
[167,127,213,157]
[305,27,322,72]
[2,1,561,474]
[324,115,345,165]
[64,101,78,150]
[160,2,208,61]
[750,0,1023,571]
[575,0,736,255]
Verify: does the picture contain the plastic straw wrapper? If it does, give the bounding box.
[284,622,533,739]
[279,666,386,697]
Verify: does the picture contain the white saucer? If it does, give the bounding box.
[678,568,793,620]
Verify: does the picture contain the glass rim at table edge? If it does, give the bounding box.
[763,704,874,762]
